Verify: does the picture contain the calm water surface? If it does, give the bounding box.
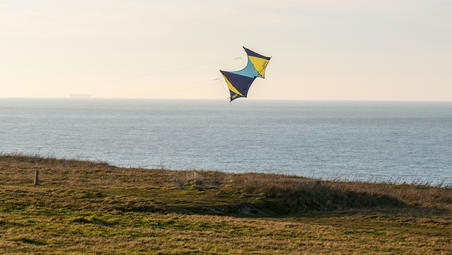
[1,99,451,185]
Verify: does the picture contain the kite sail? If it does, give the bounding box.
[220,47,271,101]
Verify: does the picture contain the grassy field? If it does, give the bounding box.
[0,154,450,254]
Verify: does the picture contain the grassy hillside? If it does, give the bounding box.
[0,154,450,254]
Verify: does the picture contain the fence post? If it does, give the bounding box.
[34,170,39,185]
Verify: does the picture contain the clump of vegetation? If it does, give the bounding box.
[0,154,450,254]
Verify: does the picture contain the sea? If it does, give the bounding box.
[1,99,451,186]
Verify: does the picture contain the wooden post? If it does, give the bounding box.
[34,170,39,185]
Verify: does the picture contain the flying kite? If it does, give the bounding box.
[220,47,271,101]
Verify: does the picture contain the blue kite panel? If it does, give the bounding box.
[232,58,260,78]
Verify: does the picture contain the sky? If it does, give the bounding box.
[1,0,451,101]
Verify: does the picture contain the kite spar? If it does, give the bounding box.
[220,47,271,101]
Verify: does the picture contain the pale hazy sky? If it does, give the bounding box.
[1,0,451,100]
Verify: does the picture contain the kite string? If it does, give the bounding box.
[151,77,227,99]
[146,56,244,99]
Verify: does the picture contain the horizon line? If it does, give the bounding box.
[1,97,452,103]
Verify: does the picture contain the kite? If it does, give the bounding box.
[220,47,271,101]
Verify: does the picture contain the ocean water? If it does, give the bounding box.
[1,99,451,185]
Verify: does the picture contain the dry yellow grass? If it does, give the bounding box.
[0,154,451,254]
